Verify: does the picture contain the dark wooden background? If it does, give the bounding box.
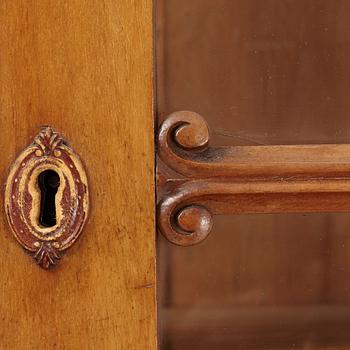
[157,1,350,349]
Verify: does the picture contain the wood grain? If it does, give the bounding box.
[157,2,350,349]
[0,1,156,349]
[162,306,350,350]
[157,0,350,146]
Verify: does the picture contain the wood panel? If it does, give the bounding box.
[157,1,350,349]
[157,0,350,305]
[158,0,350,146]
[162,306,350,350]
[0,1,156,349]
[168,214,329,307]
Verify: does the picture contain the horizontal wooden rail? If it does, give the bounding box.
[157,111,350,246]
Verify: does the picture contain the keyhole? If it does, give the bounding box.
[38,170,60,227]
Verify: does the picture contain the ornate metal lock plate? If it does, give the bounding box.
[5,127,89,269]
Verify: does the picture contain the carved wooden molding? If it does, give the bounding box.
[157,111,350,246]
[5,127,89,268]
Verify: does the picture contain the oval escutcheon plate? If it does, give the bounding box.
[5,127,89,269]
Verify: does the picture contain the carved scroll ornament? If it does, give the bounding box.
[5,127,89,269]
[157,111,350,246]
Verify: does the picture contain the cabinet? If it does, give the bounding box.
[157,1,350,349]
[0,2,156,349]
[2,1,350,349]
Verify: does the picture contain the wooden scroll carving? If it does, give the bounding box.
[157,111,350,246]
[5,127,89,269]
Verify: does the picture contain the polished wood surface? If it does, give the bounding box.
[157,1,350,349]
[0,1,156,349]
[159,111,350,178]
[157,0,350,146]
[163,306,350,350]
[157,111,350,246]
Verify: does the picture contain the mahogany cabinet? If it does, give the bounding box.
[157,1,350,350]
[1,1,350,349]
[0,1,155,349]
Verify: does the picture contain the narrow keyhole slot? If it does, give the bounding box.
[38,170,60,227]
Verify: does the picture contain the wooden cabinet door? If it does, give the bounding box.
[0,1,156,349]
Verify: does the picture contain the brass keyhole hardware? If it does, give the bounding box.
[157,111,350,246]
[5,127,89,269]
